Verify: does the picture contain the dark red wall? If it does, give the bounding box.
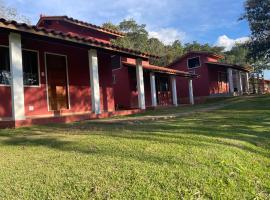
[98,52,115,112]
[170,53,213,103]
[38,20,117,43]
[0,32,115,119]
[112,67,131,109]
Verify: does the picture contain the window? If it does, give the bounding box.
[22,50,39,86]
[111,55,121,70]
[188,57,200,69]
[112,74,116,84]
[158,76,170,92]
[0,46,11,85]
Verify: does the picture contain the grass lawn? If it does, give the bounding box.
[0,95,269,199]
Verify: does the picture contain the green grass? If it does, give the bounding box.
[0,95,269,199]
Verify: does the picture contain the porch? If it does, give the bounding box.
[207,62,250,97]
[0,19,196,128]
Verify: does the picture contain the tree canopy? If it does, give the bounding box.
[0,0,30,23]
[103,19,224,66]
[241,0,270,68]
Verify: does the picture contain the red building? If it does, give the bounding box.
[169,51,250,103]
[263,80,270,93]
[0,16,195,128]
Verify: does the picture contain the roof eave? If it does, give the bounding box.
[0,20,157,60]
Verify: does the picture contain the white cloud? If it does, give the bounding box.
[148,28,186,45]
[215,35,249,51]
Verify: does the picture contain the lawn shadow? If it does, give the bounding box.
[0,95,269,162]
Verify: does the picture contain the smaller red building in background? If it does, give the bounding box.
[169,51,250,103]
[263,80,270,93]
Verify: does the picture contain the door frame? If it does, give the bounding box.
[44,52,71,111]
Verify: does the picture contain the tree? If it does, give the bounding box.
[222,44,250,66]
[102,19,224,66]
[0,0,30,23]
[242,0,270,64]
[102,22,120,32]
[184,41,224,55]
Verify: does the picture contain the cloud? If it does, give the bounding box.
[215,35,249,51]
[148,28,186,45]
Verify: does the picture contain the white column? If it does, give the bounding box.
[150,72,157,107]
[227,68,234,94]
[189,79,194,105]
[88,49,101,114]
[136,58,145,109]
[245,72,250,94]
[9,33,25,120]
[238,71,243,94]
[170,76,178,106]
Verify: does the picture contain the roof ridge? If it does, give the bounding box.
[38,15,125,37]
[0,17,158,59]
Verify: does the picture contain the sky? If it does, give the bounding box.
[3,0,270,78]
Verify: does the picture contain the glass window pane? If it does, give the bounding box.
[22,50,39,86]
[0,47,11,85]
[188,57,200,69]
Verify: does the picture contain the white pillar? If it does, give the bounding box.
[150,72,157,107]
[171,76,178,106]
[136,58,145,109]
[9,33,25,120]
[88,49,101,114]
[245,72,250,94]
[227,68,234,94]
[238,71,243,94]
[189,79,194,105]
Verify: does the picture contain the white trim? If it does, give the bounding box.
[187,56,201,69]
[9,33,25,120]
[170,76,178,106]
[136,58,145,109]
[227,68,234,93]
[245,72,250,94]
[88,49,101,114]
[22,48,41,88]
[150,72,157,107]
[44,52,71,111]
[238,71,243,94]
[188,79,194,105]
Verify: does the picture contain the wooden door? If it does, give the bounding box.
[46,54,69,111]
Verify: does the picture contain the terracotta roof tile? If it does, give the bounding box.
[122,61,197,77]
[37,15,125,37]
[0,18,159,59]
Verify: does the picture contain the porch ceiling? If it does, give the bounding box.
[206,62,251,72]
[0,18,159,60]
[122,62,198,78]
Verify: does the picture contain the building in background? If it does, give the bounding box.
[168,51,250,103]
